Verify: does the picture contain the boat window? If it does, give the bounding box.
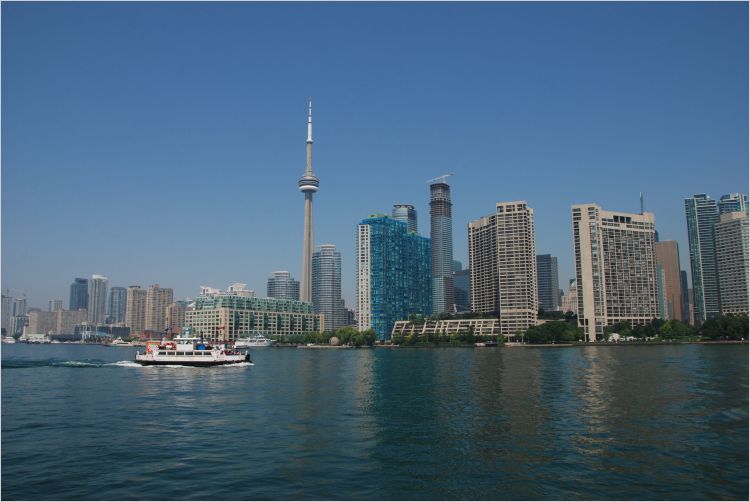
[158,351,167,355]
[177,352,185,356]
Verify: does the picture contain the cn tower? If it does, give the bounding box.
[299,99,319,303]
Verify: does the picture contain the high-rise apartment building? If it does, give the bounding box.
[125,286,147,334]
[357,215,431,340]
[13,297,27,317]
[48,299,63,312]
[715,212,749,315]
[654,241,684,321]
[267,271,300,301]
[392,204,418,234]
[299,99,319,303]
[312,244,347,331]
[453,268,471,312]
[430,180,454,314]
[87,274,108,324]
[468,201,538,336]
[572,204,658,341]
[166,301,188,335]
[69,278,88,311]
[536,254,560,311]
[685,194,720,322]
[718,193,748,215]
[107,287,127,324]
[145,284,173,332]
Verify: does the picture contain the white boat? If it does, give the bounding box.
[135,334,250,366]
[234,333,276,348]
[2,336,16,344]
[109,338,136,347]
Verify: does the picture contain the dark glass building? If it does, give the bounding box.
[69,278,88,311]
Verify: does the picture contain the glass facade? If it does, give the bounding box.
[685,194,720,322]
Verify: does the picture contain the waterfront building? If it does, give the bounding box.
[468,201,538,336]
[107,287,127,324]
[166,301,188,335]
[391,318,500,339]
[655,241,684,320]
[536,254,561,311]
[561,280,578,314]
[299,99,319,303]
[357,215,432,340]
[430,179,454,314]
[13,297,27,317]
[145,285,173,332]
[715,212,749,315]
[685,194,720,322]
[1,294,12,336]
[69,278,88,310]
[48,299,63,312]
[57,309,88,335]
[718,193,748,214]
[453,268,471,312]
[185,292,323,340]
[87,274,108,324]
[28,310,57,335]
[392,204,418,234]
[312,244,348,331]
[680,270,691,324]
[572,204,658,341]
[125,286,147,334]
[267,271,300,301]
[11,315,28,336]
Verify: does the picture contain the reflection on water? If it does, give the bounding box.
[1,343,747,500]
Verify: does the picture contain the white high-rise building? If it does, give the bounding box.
[715,212,749,315]
[572,204,658,341]
[468,201,538,337]
[312,244,347,331]
[87,274,108,324]
[267,271,300,301]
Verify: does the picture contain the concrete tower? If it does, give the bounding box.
[299,99,319,303]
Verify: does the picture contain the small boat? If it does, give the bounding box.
[474,341,498,347]
[234,333,276,348]
[2,336,16,344]
[135,333,250,367]
[109,338,136,347]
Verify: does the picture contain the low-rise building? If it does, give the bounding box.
[391,318,500,339]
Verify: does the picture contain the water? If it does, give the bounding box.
[2,343,747,500]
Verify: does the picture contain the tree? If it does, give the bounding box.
[523,321,581,344]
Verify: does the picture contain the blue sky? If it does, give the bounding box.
[2,2,747,309]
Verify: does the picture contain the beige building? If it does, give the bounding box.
[392,318,500,338]
[715,212,749,314]
[28,310,57,334]
[145,285,173,332]
[468,201,538,336]
[166,301,187,335]
[655,241,684,321]
[561,280,578,314]
[126,286,147,334]
[572,204,658,341]
[28,309,87,335]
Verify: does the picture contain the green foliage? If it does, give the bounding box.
[523,321,581,344]
[700,314,749,340]
[538,308,565,320]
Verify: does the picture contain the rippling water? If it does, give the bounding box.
[2,343,747,500]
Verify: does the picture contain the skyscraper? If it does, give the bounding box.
[48,299,63,312]
[718,193,748,214]
[572,204,658,341]
[87,274,108,324]
[468,201,538,336]
[654,241,684,320]
[453,268,471,312]
[715,212,749,314]
[13,297,27,317]
[685,194,720,322]
[312,244,347,331]
[299,99,319,304]
[430,179,454,314]
[392,204,418,234]
[107,287,127,324]
[357,215,431,340]
[680,270,690,324]
[536,254,560,311]
[145,284,174,332]
[267,271,300,301]
[69,278,89,310]
[2,294,13,336]
[125,286,147,334]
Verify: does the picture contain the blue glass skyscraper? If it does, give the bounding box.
[357,215,431,340]
[685,194,720,322]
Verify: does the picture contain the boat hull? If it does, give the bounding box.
[134,354,250,366]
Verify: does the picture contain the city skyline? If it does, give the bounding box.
[2,2,747,309]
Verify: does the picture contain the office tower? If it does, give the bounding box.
[1,294,12,335]
[145,284,173,332]
[536,254,560,311]
[166,301,188,335]
[48,300,63,312]
[572,204,658,341]
[13,297,27,317]
[125,286,147,334]
[312,244,347,331]
[453,268,471,312]
[468,201,538,336]
[654,241,684,321]
[561,280,578,314]
[357,215,431,340]
[267,271,300,301]
[392,204,418,234]
[430,179,454,314]
[685,194,720,322]
[718,193,748,214]
[107,287,127,324]
[715,212,749,314]
[69,278,89,310]
[680,270,690,323]
[87,274,108,324]
[299,99,319,303]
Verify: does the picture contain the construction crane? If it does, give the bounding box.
[426,173,454,184]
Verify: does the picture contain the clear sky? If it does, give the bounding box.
[2,2,748,309]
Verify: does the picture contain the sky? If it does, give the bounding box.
[2,2,748,310]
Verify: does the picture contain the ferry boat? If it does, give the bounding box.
[134,333,250,366]
[234,333,276,348]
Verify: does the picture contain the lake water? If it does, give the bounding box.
[2,343,748,500]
